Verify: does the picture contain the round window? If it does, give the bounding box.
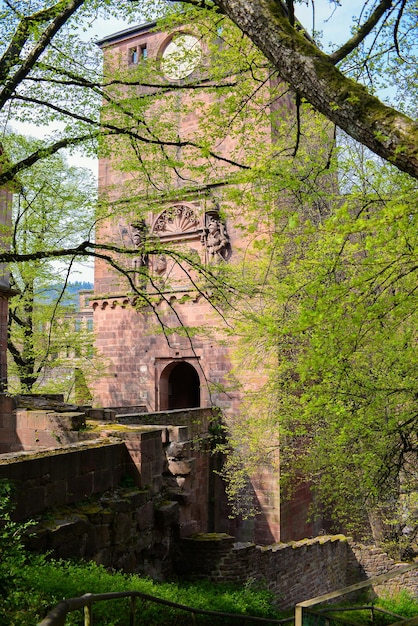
[161,34,202,80]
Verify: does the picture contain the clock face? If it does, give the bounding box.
[161,34,201,80]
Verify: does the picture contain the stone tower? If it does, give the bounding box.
[92,19,320,543]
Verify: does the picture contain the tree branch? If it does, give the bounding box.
[329,0,393,64]
[0,132,100,186]
[212,0,418,179]
[0,0,85,111]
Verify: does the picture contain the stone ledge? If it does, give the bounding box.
[0,437,122,463]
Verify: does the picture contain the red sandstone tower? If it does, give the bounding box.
[93,19,320,543]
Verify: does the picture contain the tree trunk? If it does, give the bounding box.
[214,0,418,180]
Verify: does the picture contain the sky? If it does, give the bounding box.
[89,2,364,50]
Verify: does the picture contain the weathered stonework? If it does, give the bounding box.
[176,534,418,609]
[92,21,317,546]
[0,404,416,605]
[0,406,222,574]
[26,487,180,579]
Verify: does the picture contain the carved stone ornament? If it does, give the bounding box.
[201,212,230,262]
[152,205,200,236]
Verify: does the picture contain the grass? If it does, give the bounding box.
[0,555,286,625]
[305,592,418,626]
[1,480,417,625]
[4,556,418,625]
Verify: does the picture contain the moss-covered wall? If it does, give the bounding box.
[27,487,181,579]
[0,439,130,519]
[176,534,418,609]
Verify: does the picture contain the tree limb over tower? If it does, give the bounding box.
[180,0,418,179]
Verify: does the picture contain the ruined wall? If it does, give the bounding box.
[1,419,417,603]
[0,398,326,546]
[0,394,17,453]
[177,535,351,608]
[26,486,182,579]
[177,534,418,609]
[348,541,418,600]
[0,408,216,576]
[0,439,130,519]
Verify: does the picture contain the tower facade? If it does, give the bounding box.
[92,18,320,543]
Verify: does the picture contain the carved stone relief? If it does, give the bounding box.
[130,220,148,271]
[152,205,200,236]
[201,212,230,263]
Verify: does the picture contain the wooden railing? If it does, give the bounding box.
[39,589,292,626]
[295,564,418,626]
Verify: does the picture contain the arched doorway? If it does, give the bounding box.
[160,361,200,410]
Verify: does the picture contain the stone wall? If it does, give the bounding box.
[26,486,181,579]
[176,534,418,609]
[177,535,351,608]
[0,420,212,527]
[0,394,17,453]
[0,411,216,575]
[0,439,130,519]
[1,427,418,604]
[348,541,418,600]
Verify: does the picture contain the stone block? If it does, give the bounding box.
[100,495,131,512]
[179,520,198,537]
[50,450,82,481]
[168,426,189,443]
[165,441,190,459]
[45,480,67,508]
[150,476,161,496]
[135,528,154,552]
[113,511,134,544]
[48,517,89,549]
[155,501,179,529]
[167,459,193,476]
[137,500,154,531]
[122,489,149,508]
[87,408,106,420]
[92,468,114,493]
[93,548,112,568]
[21,485,46,518]
[167,490,192,506]
[67,472,93,502]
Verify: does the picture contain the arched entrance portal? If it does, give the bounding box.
[159,361,200,410]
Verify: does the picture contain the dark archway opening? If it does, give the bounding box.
[168,362,200,409]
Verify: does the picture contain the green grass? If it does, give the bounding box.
[1,480,417,625]
[0,555,285,625]
[305,592,418,626]
[376,590,418,620]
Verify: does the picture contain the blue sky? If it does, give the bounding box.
[87,1,366,49]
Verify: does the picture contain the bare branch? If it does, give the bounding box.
[329,0,393,64]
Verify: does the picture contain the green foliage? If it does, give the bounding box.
[5,140,99,397]
[224,135,418,545]
[0,479,43,624]
[0,480,29,589]
[376,590,418,620]
[2,557,283,625]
